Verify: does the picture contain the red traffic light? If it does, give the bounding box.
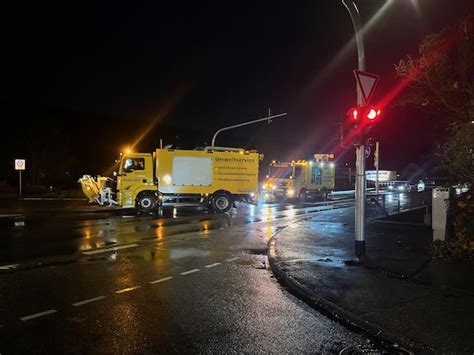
[366,107,381,120]
[347,108,359,121]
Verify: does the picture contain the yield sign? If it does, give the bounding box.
[354,70,379,105]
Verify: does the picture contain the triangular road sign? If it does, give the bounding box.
[354,70,379,105]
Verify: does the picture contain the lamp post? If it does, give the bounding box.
[342,0,366,258]
[211,112,287,147]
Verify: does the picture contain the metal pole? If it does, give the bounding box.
[211,112,287,147]
[375,141,379,195]
[342,0,365,99]
[342,0,366,258]
[355,145,366,257]
[19,170,22,197]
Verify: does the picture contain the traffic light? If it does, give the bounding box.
[345,106,382,145]
[347,106,381,124]
[366,107,381,121]
[348,107,358,121]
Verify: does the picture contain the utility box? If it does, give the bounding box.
[432,187,450,241]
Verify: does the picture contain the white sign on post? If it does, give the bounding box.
[15,159,25,197]
[354,70,380,105]
[15,159,26,170]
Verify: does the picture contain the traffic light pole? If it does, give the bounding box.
[342,0,366,258]
[375,141,380,195]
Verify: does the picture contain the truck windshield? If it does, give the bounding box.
[269,166,292,179]
[121,157,145,173]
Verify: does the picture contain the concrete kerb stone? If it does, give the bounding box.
[267,223,430,354]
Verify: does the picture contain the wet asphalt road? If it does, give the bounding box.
[0,197,357,264]
[0,195,388,353]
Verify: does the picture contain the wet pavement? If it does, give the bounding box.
[0,196,384,354]
[0,197,356,265]
[0,192,426,353]
[269,208,474,353]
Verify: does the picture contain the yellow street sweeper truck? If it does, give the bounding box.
[79,146,262,213]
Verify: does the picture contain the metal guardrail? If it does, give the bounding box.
[366,191,432,219]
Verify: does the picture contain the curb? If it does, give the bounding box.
[267,225,431,354]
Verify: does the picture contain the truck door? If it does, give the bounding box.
[294,166,305,185]
[311,166,322,187]
[118,155,153,207]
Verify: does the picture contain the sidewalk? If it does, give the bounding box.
[268,208,474,353]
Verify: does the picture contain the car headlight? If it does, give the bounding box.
[287,189,295,197]
[398,185,405,191]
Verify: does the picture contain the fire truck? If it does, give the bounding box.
[79,146,261,213]
[262,154,335,202]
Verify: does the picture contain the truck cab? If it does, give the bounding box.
[262,158,335,202]
[117,153,157,208]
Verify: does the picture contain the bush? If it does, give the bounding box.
[433,188,474,260]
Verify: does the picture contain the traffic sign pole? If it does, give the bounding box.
[19,170,22,197]
[375,142,380,196]
[342,0,367,260]
[15,159,26,198]
[355,144,366,257]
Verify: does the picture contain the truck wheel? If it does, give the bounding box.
[298,189,307,202]
[211,192,233,213]
[136,192,158,213]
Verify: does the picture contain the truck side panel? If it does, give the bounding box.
[156,149,259,195]
[308,166,335,190]
[172,156,212,186]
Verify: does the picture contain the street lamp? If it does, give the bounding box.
[211,111,287,147]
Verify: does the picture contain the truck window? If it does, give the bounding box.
[269,166,292,179]
[294,166,303,178]
[122,157,145,173]
[311,167,322,185]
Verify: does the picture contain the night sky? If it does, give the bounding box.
[1,0,472,186]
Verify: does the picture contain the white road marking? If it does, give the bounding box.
[180,269,200,276]
[115,286,142,294]
[204,262,221,268]
[0,264,20,270]
[20,309,57,321]
[82,243,139,255]
[226,257,240,262]
[72,296,106,306]
[150,276,173,284]
[0,214,22,218]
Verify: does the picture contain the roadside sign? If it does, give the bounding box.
[354,70,379,105]
[15,159,26,170]
[366,170,397,182]
[364,146,371,159]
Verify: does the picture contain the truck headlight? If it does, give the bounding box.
[287,189,295,197]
